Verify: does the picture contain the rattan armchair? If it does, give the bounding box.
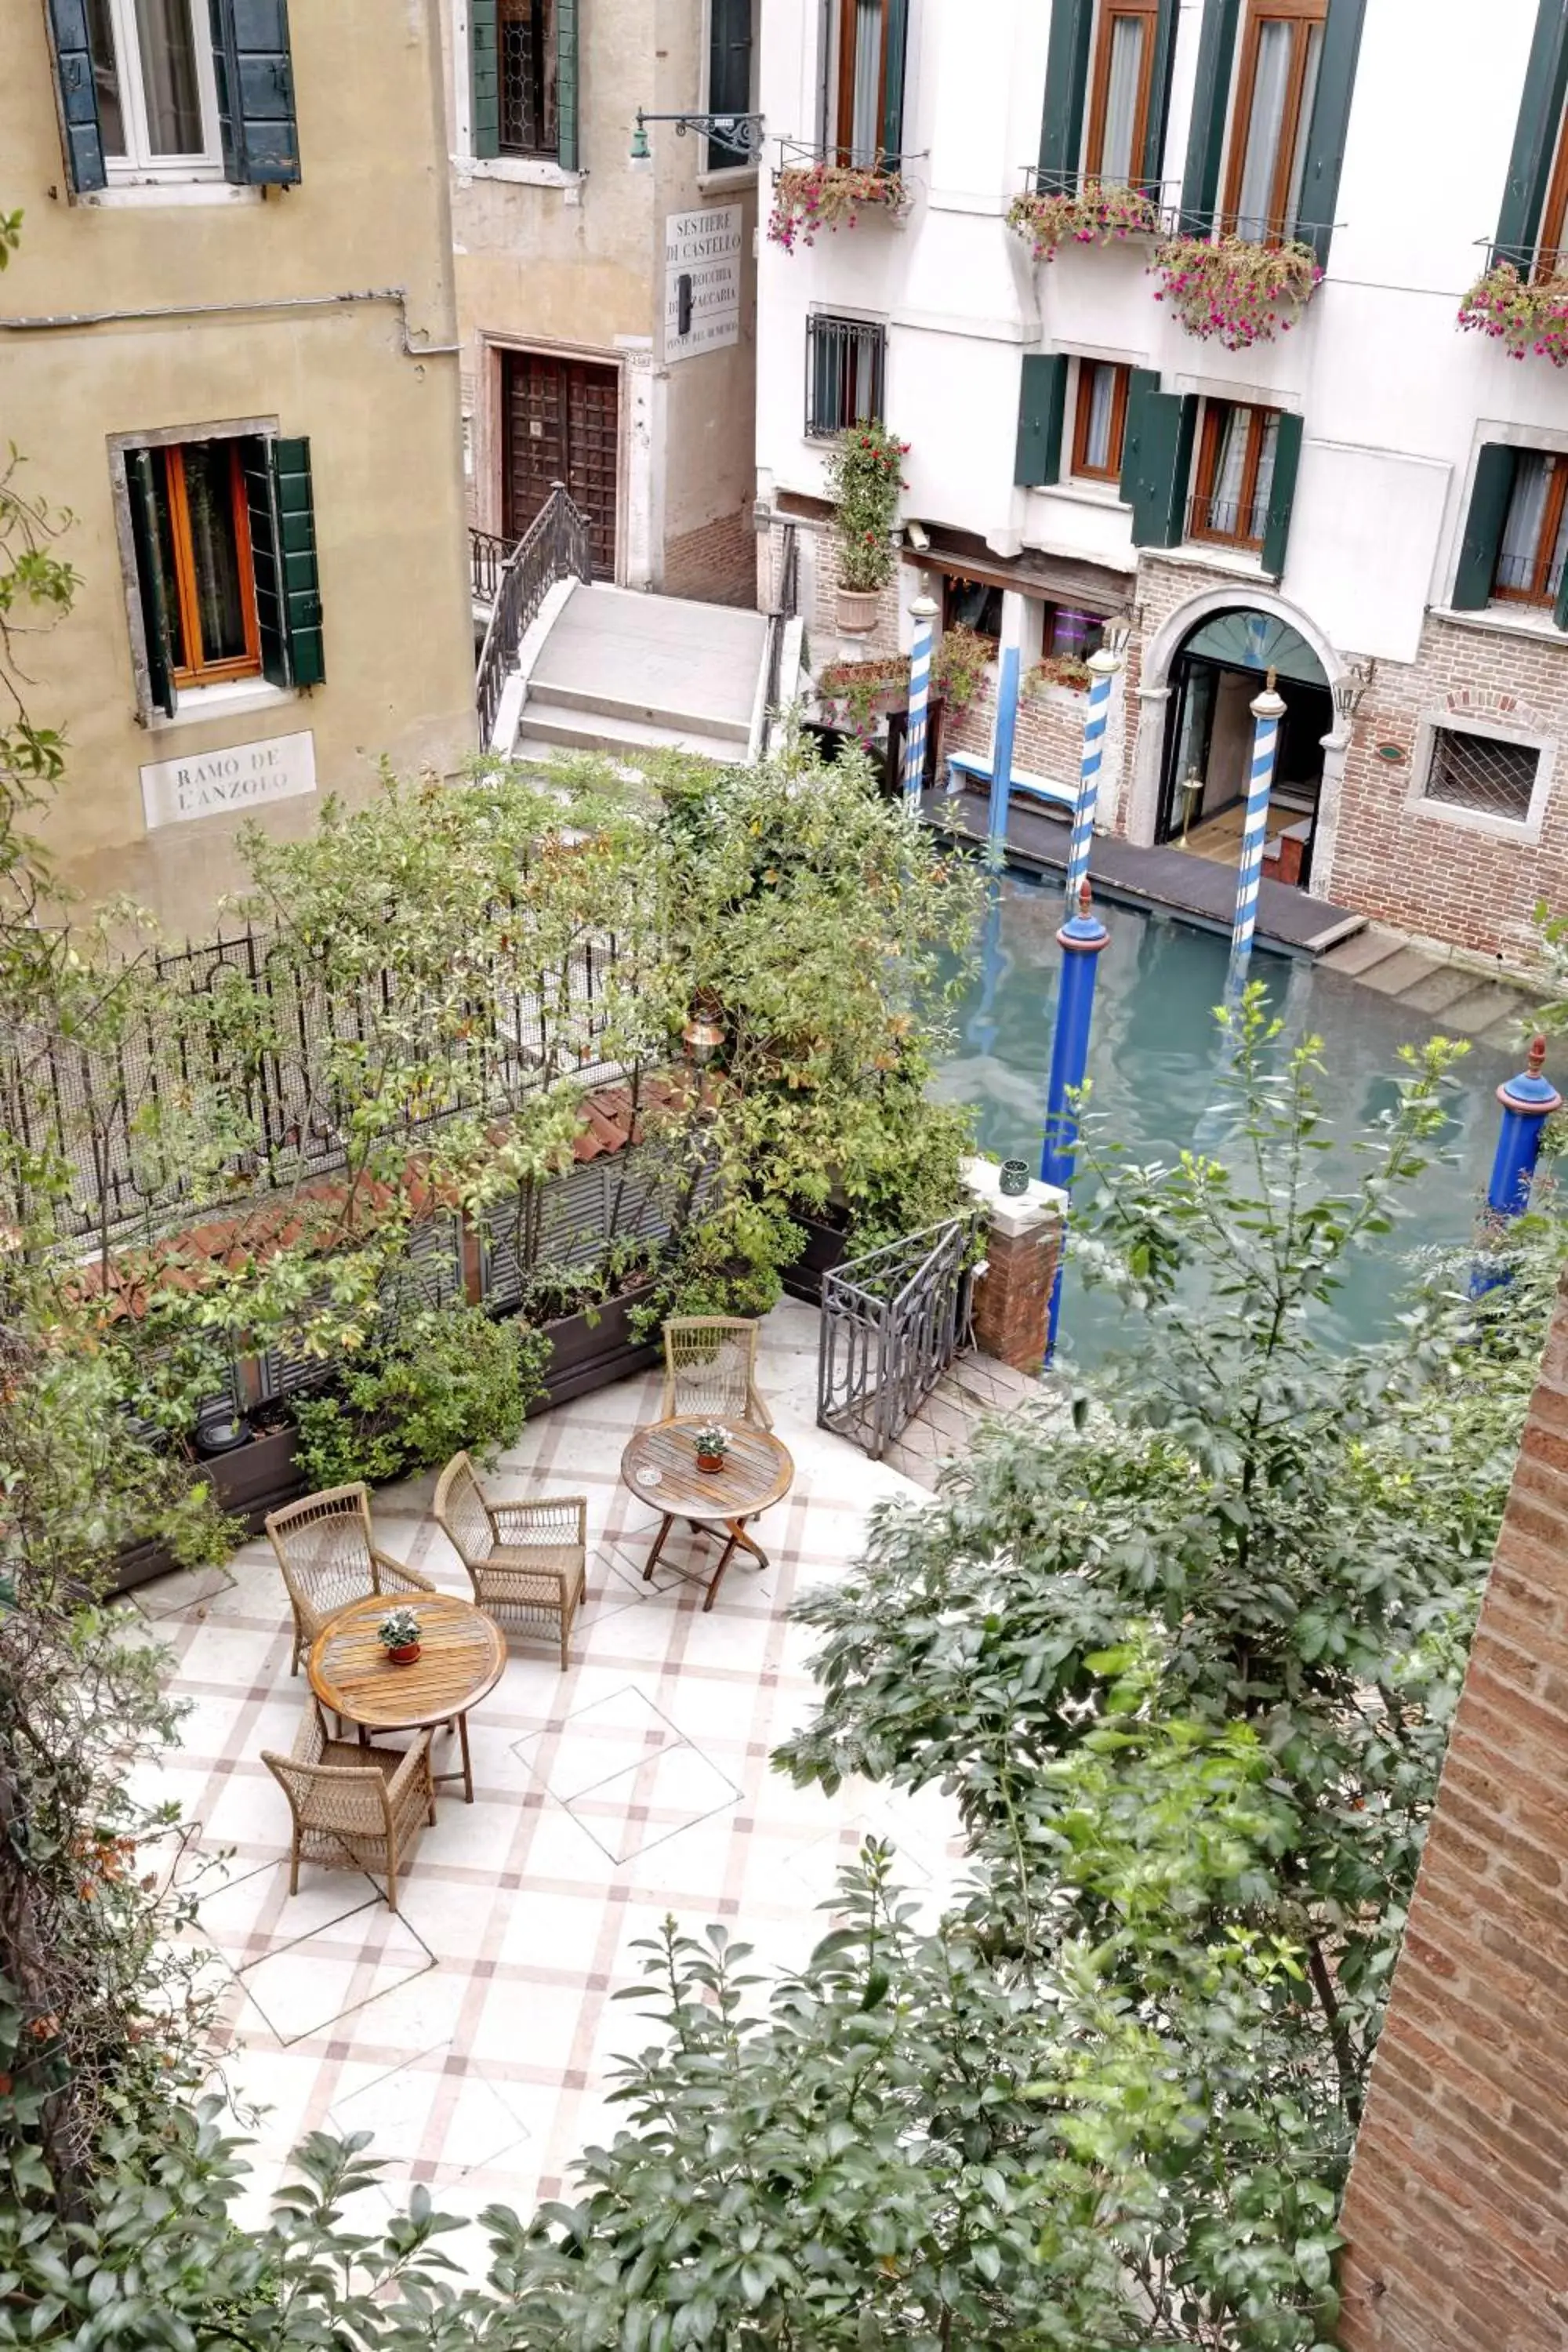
[434,1452,589,1671]
[267,1483,437,1677]
[660,1316,773,1430]
[262,1707,436,1913]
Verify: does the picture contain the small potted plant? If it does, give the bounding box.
[378,1606,423,1666]
[825,421,909,634]
[693,1422,731,1475]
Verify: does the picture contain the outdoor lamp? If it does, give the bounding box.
[629,107,765,166]
[1102,613,1134,662]
[629,113,652,169]
[682,1011,724,1065]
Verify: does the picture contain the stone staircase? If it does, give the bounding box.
[882,1348,1049,1491]
[503,581,770,769]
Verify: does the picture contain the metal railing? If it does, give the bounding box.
[475,482,593,750]
[762,520,800,729]
[1184,488,1268,551]
[470,526,515,605]
[1014,167,1335,252]
[775,133,910,180]
[818,1213,981,1460]
[806,313,887,438]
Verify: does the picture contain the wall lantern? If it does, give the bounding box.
[630,107,766,169]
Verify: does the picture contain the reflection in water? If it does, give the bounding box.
[935,878,1514,1367]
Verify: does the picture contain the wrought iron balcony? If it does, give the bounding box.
[1184,488,1268,554]
[1012,168,1335,252]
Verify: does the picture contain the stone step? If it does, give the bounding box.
[1322,923,1414,978]
[513,699,748,766]
[535,678,752,743]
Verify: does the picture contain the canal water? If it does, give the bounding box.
[935,877,1523,1366]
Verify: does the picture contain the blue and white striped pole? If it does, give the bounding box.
[1064,647,1124,907]
[1040,879,1111,1361]
[986,594,1025,857]
[902,594,938,806]
[1228,671,1287,991]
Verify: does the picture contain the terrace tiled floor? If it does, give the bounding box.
[129,1301,962,2256]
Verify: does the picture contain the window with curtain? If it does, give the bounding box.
[1536,105,1568,277]
[499,0,557,155]
[1071,361,1131,480]
[1189,400,1281,547]
[1084,0,1158,187]
[82,0,222,174]
[1223,0,1326,241]
[707,0,756,168]
[806,315,887,437]
[832,0,888,165]
[1494,451,1568,604]
[143,441,261,686]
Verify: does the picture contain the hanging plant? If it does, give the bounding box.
[768,162,906,253]
[1151,233,1323,350]
[1006,180,1161,263]
[932,626,993,713]
[1457,261,1568,365]
[818,655,908,735]
[824,422,909,593]
[1024,652,1093,696]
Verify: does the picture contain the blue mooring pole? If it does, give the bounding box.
[1064,648,1123,906]
[902,594,938,808]
[1226,672,1287,996]
[1472,1036,1562,1297]
[985,600,1024,856]
[1040,879,1110,1359]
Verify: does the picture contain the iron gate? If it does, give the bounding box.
[817,1214,980,1460]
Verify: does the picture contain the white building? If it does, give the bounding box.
[755,0,1568,962]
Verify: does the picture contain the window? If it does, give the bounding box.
[706,0,757,169]
[1085,0,1158,187]
[1071,361,1131,481]
[826,0,908,168]
[499,0,556,155]
[1422,728,1539,824]
[1222,0,1327,241]
[1536,101,1568,276]
[1042,604,1106,661]
[82,0,221,177]
[1494,452,1568,606]
[807,315,887,437]
[1189,400,1280,549]
[944,575,1004,641]
[122,431,325,719]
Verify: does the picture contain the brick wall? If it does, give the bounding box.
[946,668,1095,797]
[1337,1268,1568,2350]
[662,506,758,608]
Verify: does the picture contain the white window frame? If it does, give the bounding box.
[1408,713,1554,848]
[95,0,225,186]
[700,0,760,188]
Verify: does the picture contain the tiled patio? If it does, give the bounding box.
[130,1301,961,2253]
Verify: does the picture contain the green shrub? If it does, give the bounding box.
[292,1306,547,1490]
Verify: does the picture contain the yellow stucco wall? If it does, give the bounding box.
[0,0,476,931]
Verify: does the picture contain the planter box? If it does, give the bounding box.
[782,1212,851,1305]
[532,1284,662,1412]
[835,586,883,635]
[109,1424,307,1597]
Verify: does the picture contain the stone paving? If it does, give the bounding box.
[129,1301,965,2255]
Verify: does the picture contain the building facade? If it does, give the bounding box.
[443,0,759,606]
[2,0,475,930]
[756,0,1568,965]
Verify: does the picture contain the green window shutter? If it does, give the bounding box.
[44,0,107,194]
[557,0,579,171]
[706,0,753,169]
[1036,0,1092,191]
[1497,0,1568,264]
[1260,412,1305,577]
[125,451,176,720]
[1122,378,1197,547]
[209,0,300,186]
[880,0,909,167]
[1180,0,1241,230]
[470,0,499,158]
[1142,0,1180,188]
[242,437,325,689]
[1454,445,1517,612]
[1014,354,1069,488]
[1296,0,1366,267]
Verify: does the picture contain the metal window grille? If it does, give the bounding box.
[806,314,887,438]
[499,0,556,154]
[1423,727,1539,822]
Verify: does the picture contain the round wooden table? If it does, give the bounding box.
[619,1416,795,1611]
[307,1593,505,1805]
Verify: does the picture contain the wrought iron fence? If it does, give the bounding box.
[0,915,626,1248]
[817,1213,981,1459]
[476,482,593,750]
[470,526,515,605]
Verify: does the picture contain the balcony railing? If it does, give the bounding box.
[775,135,911,175]
[1014,168,1335,251]
[470,526,515,607]
[1185,489,1267,553]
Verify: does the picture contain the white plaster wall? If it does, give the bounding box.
[757,0,1563,666]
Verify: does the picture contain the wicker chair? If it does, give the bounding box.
[263,1707,436,1913]
[433,1452,589,1671]
[267,1484,437,1677]
[660,1316,773,1431]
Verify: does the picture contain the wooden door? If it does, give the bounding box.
[502,351,619,578]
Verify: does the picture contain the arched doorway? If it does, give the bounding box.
[1156,608,1333,890]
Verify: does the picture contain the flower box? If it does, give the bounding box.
[1458,261,1568,365]
[1007,180,1161,263]
[1151,232,1322,350]
[109,1424,307,1597]
[531,1282,662,1412]
[782,1210,851,1305]
[768,162,907,253]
